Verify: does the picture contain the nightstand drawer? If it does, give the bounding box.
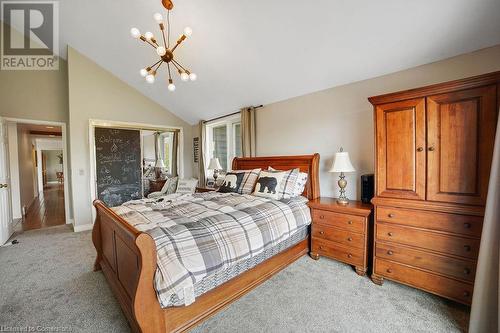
[377,206,483,237]
[312,224,365,249]
[312,238,364,266]
[312,209,365,233]
[375,258,473,304]
[376,242,476,282]
[376,223,480,259]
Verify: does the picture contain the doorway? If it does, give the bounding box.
[0,118,70,243]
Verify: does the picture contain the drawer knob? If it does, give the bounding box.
[319,231,324,235]
[428,146,435,152]
[347,237,352,242]
[464,245,471,252]
[387,250,393,255]
[319,246,324,250]
[463,291,470,297]
[320,215,325,219]
[388,232,393,236]
[388,213,395,218]
[347,220,353,225]
[416,147,423,152]
[386,268,392,273]
[464,223,471,229]
[464,268,471,275]
[347,253,352,258]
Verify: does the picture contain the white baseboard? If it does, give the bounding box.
[73,223,93,232]
[66,218,74,225]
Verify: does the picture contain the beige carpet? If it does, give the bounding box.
[0,225,469,332]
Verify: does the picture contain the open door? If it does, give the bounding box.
[0,117,13,244]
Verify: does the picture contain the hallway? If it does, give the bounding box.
[21,183,66,231]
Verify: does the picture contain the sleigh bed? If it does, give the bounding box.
[92,154,320,333]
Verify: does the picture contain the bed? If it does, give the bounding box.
[92,154,320,333]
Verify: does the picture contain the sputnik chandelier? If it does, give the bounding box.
[130,0,196,91]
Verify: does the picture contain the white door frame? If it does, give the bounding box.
[0,117,13,244]
[3,117,72,225]
[88,119,184,222]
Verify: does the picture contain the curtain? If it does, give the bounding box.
[469,111,500,333]
[198,120,207,186]
[171,130,179,177]
[241,106,257,157]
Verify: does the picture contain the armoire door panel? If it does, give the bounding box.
[376,98,426,200]
[427,85,497,205]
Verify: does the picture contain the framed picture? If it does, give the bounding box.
[193,137,199,163]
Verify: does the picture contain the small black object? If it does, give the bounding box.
[12,239,19,244]
[361,174,374,204]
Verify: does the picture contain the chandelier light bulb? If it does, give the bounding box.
[144,31,154,41]
[183,27,193,37]
[130,27,141,39]
[140,68,148,77]
[153,13,163,23]
[146,74,155,84]
[180,72,189,81]
[156,46,166,56]
[168,83,176,91]
[189,72,197,81]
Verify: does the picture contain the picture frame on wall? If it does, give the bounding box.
[193,137,199,163]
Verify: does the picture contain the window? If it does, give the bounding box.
[206,115,242,173]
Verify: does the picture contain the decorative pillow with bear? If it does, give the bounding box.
[218,168,261,194]
[218,172,245,193]
[268,167,308,197]
[253,170,286,200]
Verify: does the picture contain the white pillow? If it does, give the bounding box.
[175,178,198,194]
[253,170,286,200]
[268,167,308,197]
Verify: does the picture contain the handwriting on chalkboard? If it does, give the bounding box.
[95,127,142,207]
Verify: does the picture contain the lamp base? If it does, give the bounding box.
[337,197,349,205]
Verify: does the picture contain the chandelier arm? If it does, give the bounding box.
[141,37,158,49]
[172,59,188,72]
[167,62,173,81]
[148,59,163,70]
[155,60,164,72]
[167,10,171,48]
[170,61,181,73]
[160,25,167,48]
[171,35,186,53]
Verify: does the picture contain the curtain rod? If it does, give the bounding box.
[203,105,263,124]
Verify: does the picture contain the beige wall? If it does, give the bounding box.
[193,45,500,200]
[68,47,193,227]
[44,150,63,182]
[0,24,68,123]
[16,125,37,214]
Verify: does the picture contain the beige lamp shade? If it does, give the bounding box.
[329,151,355,173]
[154,158,166,168]
[208,157,222,170]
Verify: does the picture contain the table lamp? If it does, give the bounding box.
[208,157,222,185]
[329,148,356,205]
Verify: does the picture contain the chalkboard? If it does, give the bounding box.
[94,127,142,207]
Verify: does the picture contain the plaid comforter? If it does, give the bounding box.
[112,192,311,308]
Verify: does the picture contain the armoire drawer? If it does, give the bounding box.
[312,209,365,233]
[311,237,364,266]
[376,223,480,259]
[377,206,483,237]
[375,242,476,282]
[312,224,365,249]
[374,258,473,304]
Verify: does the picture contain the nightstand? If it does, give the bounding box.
[308,197,373,276]
[195,186,219,193]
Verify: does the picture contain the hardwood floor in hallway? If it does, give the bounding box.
[22,183,66,231]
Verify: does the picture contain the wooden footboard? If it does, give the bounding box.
[92,154,319,333]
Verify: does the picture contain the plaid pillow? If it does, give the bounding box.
[254,168,299,200]
[268,167,307,197]
[227,168,261,194]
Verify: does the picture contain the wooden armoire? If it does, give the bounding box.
[369,71,500,304]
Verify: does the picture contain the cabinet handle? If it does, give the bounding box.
[388,213,394,218]
[416,147,423,152]
[464,223,471,229]
[347,237,352,242]
[347,253,352,258]
[388,232,393,236]
[0,184,7,188]
[387,250,393,255]
[464,268,471,275]
[319,231,324,235]
[428,146,435,152]
[320,215,325,219]
[464,245,471,252]
[386,268,392,273]
[347,220,353,225]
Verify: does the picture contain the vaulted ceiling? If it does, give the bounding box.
[27,0,500,123]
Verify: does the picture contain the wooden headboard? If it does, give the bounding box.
[232,153,320,200]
